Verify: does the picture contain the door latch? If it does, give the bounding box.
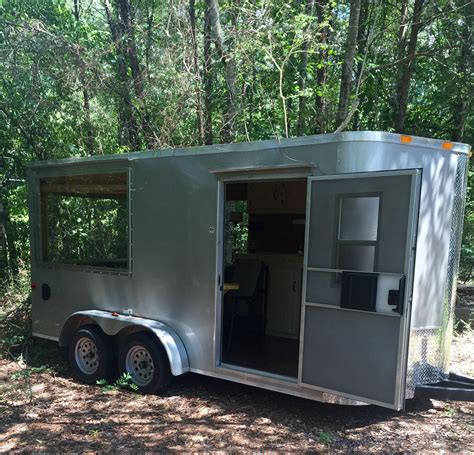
[388,276,406,315]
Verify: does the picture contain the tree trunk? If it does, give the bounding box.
[351,0,369,130]
[394,0,424,133]
[452,1,472,142]
[397,0,410,60]
[102,0,139,150]
[73,0,94,155]
[145,0,155,82]
[116,0,157,149]
[208,0,238,143]
[203,0,213,145]
[314,0,329,133]
[335,0,362,128]
[244,58,256,139]
[297,0,315,136]
[0,201,8,281]
[1,199,19,280]
[189,0,205,145]
[369,0,388,130]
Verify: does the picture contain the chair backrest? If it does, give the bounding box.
[230,258,263,299]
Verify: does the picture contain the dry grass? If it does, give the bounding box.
[0,283,473,452]
[0,332,472,453]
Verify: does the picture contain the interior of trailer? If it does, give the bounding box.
[221,179,307,378]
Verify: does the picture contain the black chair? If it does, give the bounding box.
[224,259,267,354]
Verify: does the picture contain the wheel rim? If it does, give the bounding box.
[125,345,155,387]
[75,336,100,375]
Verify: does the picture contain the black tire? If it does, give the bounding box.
[68,325,115,385]
[118,332,172,394]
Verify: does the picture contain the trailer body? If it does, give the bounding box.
[27,131,471,410]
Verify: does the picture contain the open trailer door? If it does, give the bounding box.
[298,170,421,410]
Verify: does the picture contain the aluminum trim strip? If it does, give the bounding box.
[27,132,471,169]
[190,368,330,402]
[306,266,404,276]
[32,332,59,341]
[298,381,400,410]
[209,163,314,175]
[219,363,297,383]
[304,301,400,317]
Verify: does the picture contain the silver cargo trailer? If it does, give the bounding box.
[27,131,471,410]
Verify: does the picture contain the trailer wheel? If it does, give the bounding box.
[68,325,114,385]
[118,332,171,394]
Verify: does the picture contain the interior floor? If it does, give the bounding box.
[222,334,299,378]
[221,179,306,379]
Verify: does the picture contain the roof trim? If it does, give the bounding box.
[27,131,471,169]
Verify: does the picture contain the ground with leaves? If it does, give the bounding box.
[0,328,472,452]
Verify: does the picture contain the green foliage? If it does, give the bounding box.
[460,164,474,283]
[454,318,473,334]
[230,200,249,253]
[0,269,32,358]
[46,195,128,266]
[9,364,54,381]
[0,0,472,281]
[319,430,333,446]
[97,373,140,393]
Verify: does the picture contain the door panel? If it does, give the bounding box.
[306,174,412,274]
[299,170,420,409]
[301,306,400,404]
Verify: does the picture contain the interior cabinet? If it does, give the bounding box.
[248,180,306,214]
[281,180,307,213]
[237,253,303,339]
[266,259,302,339]
[248,181,283,213]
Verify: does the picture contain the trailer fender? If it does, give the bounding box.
[60,310,189,376]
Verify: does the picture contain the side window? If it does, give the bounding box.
[336,195,380,272]
[39,172,129,271]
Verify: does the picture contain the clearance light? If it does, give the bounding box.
[400,135,412,143]
[31,283,37,289]
[442,142,453,150]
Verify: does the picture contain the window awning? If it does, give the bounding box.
[210,163,315,181]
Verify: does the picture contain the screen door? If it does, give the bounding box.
[298,170,420,410]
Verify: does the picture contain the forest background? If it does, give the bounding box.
[0,0,472,285]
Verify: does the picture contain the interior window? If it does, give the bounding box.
[39,172,129,270]
[336,195,380,271]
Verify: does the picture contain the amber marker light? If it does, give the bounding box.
[442,142,453,150]
[400,135,412,143]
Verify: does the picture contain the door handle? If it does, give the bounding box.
[388,276,406,315]
[292,280,296,292]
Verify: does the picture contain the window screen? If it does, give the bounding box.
[339,196,379,241]
[336,195,380,272]
[40,172,129,270]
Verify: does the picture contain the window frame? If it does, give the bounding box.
[333,192,383,273]
[35,166,133,275]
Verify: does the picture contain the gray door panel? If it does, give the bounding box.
[299,170,420,409]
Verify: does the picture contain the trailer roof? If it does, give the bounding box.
[28,131,471,169]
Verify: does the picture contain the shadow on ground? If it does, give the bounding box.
[3,337,464,452]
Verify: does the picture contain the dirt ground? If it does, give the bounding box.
[0,330,473,453]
